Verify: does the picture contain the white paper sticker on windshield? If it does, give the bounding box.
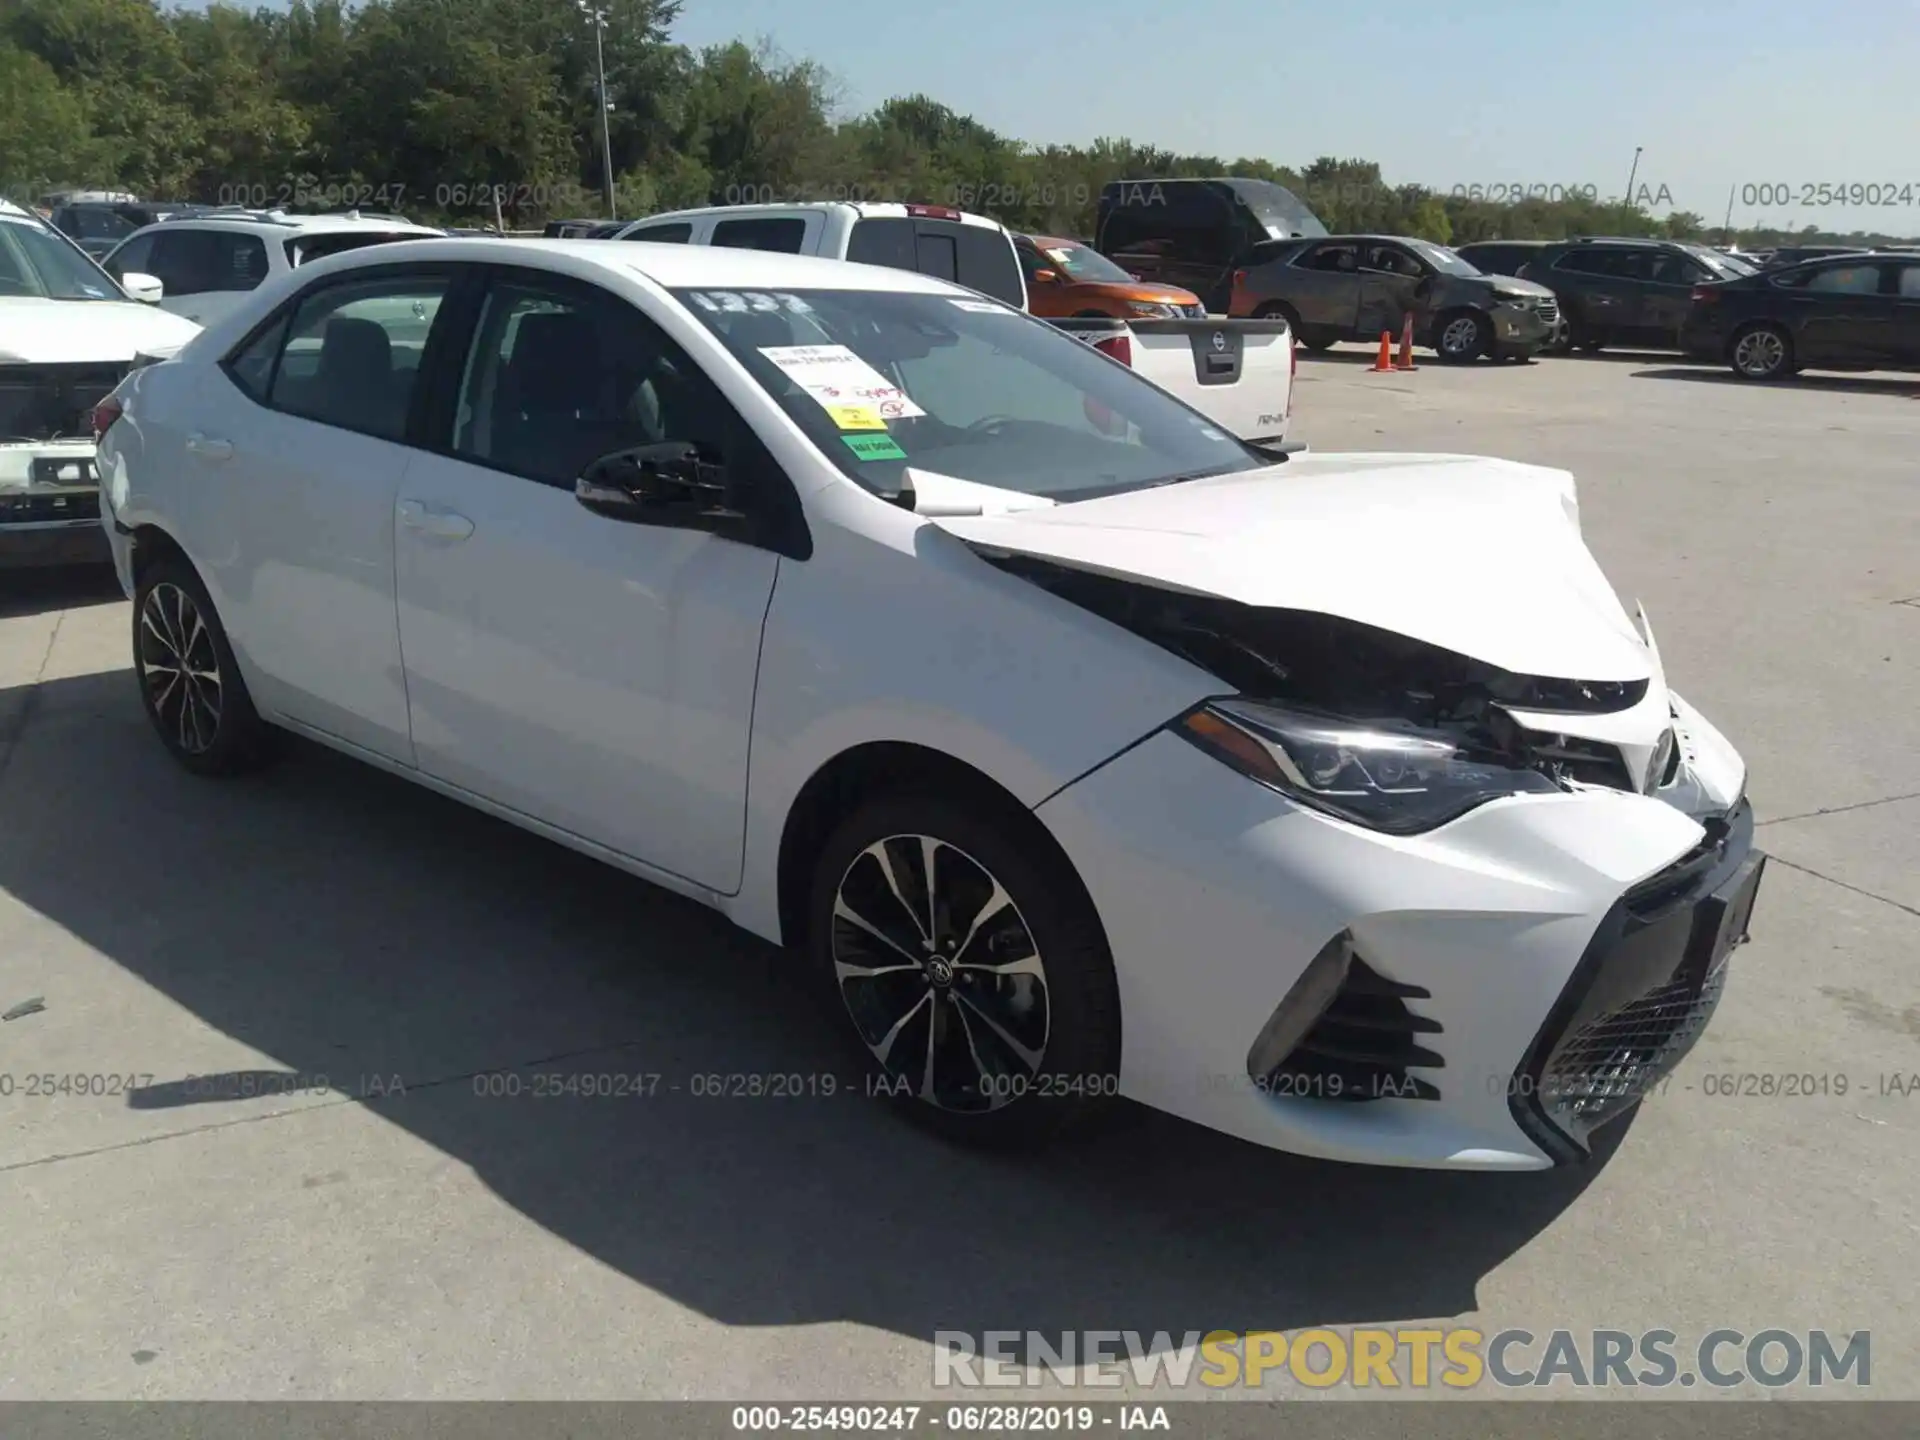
[949,298,1011,313]
[756,344,927,419]
[1044,248,1073,264]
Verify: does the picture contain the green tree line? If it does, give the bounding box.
[2,0,1910,250]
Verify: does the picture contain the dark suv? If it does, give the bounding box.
[1519,238,1759,352]
[1229,234,1559,362]
[1681,252,1920,380]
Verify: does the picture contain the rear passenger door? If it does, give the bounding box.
[1893,263,1920,364]
[844,216,1026,308]
[1285,240,1364,336]
[183,262,462,762]
[1546,246,1636,341]
[1636,250,1709,347]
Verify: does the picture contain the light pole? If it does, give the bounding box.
[579,1,616,219]
[1624,146,1644,209]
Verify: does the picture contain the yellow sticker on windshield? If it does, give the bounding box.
[825,402,885,430]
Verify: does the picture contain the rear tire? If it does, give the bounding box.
[807,788,1121,1152]
[1729,322,1794,381]
[132,553,274,776]
[1254,301,1316,348]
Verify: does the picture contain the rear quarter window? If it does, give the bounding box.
[710,217,807,253]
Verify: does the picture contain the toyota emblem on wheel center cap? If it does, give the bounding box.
[926,956,955,987]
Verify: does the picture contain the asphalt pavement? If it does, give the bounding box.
[0,345,1914,1405]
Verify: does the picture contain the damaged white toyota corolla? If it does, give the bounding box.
[96,241,1764,1169]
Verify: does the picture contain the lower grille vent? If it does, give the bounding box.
[1267,957,1444,1102]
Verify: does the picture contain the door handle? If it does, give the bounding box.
[185,433,233,462]
[398,501,474,540]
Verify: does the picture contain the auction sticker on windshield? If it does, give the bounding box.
[825,403,886,430]
[758,345,928,419]
[843,433,908,461]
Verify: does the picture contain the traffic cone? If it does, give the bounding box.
[1369,331,1394,371]
[1395,313,1418,371]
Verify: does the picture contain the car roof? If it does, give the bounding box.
[1458,239,1549,248]
[120,213,443,243]
[625,201,1009,232]
[314,236,978,293]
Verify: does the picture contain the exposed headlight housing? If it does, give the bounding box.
[1127,300,1177,318]
[1173,699,1560,834]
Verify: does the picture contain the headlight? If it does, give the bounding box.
[1127,301,1177,318]
[1172,699,1560,835]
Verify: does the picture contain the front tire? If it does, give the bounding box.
[808,790,1121,1150]
[133,554,273,776]
[1730,322,1794,381]
[1435,310,1491,363]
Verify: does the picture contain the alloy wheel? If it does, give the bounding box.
[1733,328,1786,378]
[830,833,1051,1113]
[138,582,223,755]
[1442,316,1482,357]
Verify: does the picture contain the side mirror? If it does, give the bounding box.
[1031,268,1059,284]
[575,441,749,537]
[121,272,165,303]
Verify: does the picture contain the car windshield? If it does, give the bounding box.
[672,286,1270,502]
[1034,242,1137,284]
[1407,239,1481,276]
[0,216,125,300]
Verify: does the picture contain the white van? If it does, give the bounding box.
[606,202,1028,311]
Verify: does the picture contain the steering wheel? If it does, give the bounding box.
[965,415,1018,437]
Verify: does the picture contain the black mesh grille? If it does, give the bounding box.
[1266,957,1444,1102]
[0,362,129,443]
[1522,729,1636,791]
[0,488,99,525]
[1538,962,1727,1125]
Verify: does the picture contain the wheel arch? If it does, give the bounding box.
[772,739,1107,959]
[128,522,193,590]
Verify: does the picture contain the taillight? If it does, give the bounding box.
[905,204,962,220]
[1233,268,1247,288]
[92,396,124,440]
[1691,286,1719,303]
[1094,333,1132,366]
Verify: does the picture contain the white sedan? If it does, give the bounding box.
[94,238,1765,1170]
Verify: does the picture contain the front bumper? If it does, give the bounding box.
[0,443,111,570]
[1035,698,1759,1170]
[1490,305,1553,349]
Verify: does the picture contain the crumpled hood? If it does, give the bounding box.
[932,452,1654,683]
[1479,276,1556,302]
[0,299,202,364]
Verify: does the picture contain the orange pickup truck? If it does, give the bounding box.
[1014,233,1209,319]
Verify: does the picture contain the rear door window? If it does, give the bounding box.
[1553,247,1631,276]
[1804,263,1886,295]
[621,222,693,244]
[949,224,1024,306]
[710,217,807,253]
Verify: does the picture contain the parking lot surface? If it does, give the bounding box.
[0,347,1915,1403]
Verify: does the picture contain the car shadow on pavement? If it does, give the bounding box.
[0,666,1617,1347]
[0,563,123,620]
[1630,367,1920,397]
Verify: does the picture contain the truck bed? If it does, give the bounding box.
[1047,315,1295,446]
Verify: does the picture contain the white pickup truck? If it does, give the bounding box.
[1048,314,1298,449]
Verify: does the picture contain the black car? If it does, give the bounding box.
[1231,234,1560,362]
[1453,239,1552,276]
[1681,252,1920,380]
[1095,177,1328,313]
[1758,245,1874,269]
[48,200,200,260]
[1518,237,1759,352]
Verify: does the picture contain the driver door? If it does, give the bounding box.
[1356,241,1429,341]
[392,267,786,893]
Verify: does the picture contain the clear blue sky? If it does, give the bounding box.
[671,0,1920,236]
